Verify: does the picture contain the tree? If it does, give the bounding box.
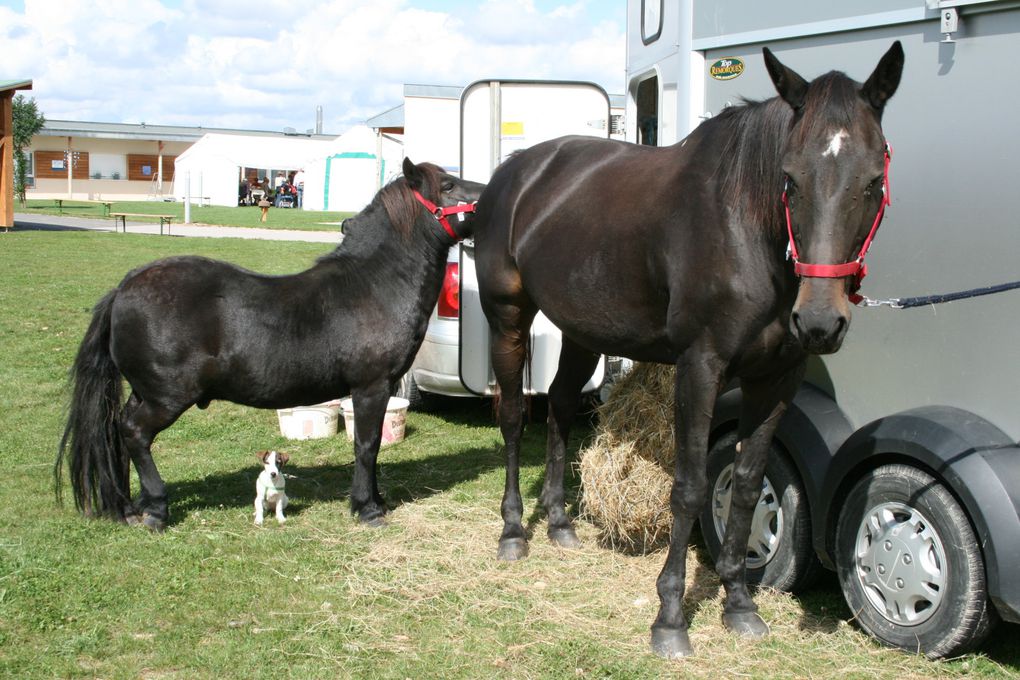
[12,94,45,206]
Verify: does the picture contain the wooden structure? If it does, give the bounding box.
[1,79,33,230]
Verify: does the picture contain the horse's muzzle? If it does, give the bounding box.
[791,280,851,354]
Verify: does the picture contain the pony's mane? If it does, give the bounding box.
[712,70,861,235]
[378,162,445,237]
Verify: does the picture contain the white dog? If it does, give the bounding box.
[254,450,290,525]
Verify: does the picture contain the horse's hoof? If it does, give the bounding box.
[722,611,770,638]
[497,537,529,561]
[141,513,167,533]
[650,626,694,659]
[360,515,387,528]
[548,526,582,550]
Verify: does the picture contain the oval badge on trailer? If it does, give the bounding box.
[710,57,745,81]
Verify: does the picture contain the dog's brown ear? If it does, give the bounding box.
[255,450,269,464]
[277,452,290,466]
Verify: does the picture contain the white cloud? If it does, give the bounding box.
[0,0,624,134]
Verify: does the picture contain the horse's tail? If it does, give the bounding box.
[56,289,129,519]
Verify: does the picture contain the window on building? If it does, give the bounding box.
[91,153,127,180]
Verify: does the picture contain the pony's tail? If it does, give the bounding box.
[55,290,129,520]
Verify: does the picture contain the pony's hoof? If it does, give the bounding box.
[651,626,694,659]
[497,537,529,561]
[548,526,581,550]
[141,513,167,533]
[359,513,387,528]
[722,611,770,638]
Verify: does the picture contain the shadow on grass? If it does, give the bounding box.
[167,445,503,524]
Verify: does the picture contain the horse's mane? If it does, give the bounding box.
[378,162,445,237]
[712,71,860,235]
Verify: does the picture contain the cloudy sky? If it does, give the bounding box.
[0,0,626,135]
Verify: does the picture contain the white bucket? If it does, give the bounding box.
[340,396,409,447]
[276,400,341,440]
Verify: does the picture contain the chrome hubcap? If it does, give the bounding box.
[711,464,782,569]
[854,502,946,626]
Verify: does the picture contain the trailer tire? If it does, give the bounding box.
[701,432,819,593]
[835,464,997,658]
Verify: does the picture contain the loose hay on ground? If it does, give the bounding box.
[578,362,677,552]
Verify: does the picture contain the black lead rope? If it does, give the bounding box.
[859,280,1020,309]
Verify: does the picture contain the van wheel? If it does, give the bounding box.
[835,464,997,658]
[700,432,819,593]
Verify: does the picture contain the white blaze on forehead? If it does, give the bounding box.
[823,129,849,158]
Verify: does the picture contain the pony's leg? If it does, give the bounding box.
[651,352,725,658]
[348,381,390,526]
[118,392,184,532]
[542,336,599,548]
[716,366,804,637]
[489,301,537,561]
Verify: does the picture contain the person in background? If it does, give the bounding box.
[293,168,306,209]
[239,176,251,205]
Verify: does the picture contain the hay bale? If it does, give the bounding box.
[578,363,677,552]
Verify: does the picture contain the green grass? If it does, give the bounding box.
[18,198,354,231]
[1,230,1018,678]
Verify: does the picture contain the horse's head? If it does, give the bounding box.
[402,158,486,240]
[765,42,904,354]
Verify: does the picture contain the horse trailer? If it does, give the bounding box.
[625,0,1020,657]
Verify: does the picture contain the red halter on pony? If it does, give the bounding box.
[413,190,476,241]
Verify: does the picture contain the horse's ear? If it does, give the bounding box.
[763,46,808,111]
[402,157,423,189]
[861,41,904,113]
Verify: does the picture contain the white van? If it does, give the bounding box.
[397,80,621,405]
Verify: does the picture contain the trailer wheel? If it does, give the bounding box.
[835,464,997,658]
[701,432,819,593]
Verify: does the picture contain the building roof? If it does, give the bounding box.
[37,119,338,144]
[403,84,463,100]
[0,79,33,94]
[365,104,404,131]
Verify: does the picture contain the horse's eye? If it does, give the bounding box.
[863,175,883,197]
[441,182,454,193]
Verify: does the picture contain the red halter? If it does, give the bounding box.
[782,144,891,305]
[413,190,476,241]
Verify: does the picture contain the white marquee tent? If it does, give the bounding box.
[302,125,404,213]
[172,133,338,207]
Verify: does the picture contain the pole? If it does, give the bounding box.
[157,140,164,196]
[184,170,191,224]
[66,136,73,198]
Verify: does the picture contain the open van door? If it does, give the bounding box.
[458,80,610,395]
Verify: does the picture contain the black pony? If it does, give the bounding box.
[56,159,484,531]
[471,45,904,656]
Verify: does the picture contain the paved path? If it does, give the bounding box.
[12,212,342,244]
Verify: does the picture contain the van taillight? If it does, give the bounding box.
[438,262,459,319]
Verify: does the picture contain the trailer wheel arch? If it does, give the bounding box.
[819,406,1020,624]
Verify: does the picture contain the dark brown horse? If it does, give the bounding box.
[472,44,904,657]
[57,159,484,531]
